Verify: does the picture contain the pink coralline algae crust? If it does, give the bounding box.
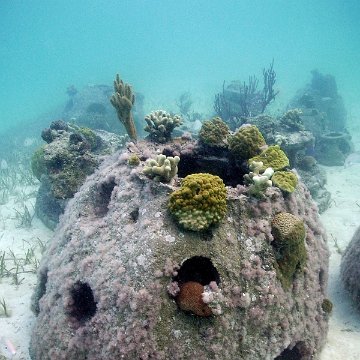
[341,226,360,310]
[30,140,329,360]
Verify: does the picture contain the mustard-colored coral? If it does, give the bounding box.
[271,171,298,193]
[199,117,229,147]
[168,173,227,231]
[228,125,266,160]
[110,74,137,141]
[127,154,140,166]
[248,145,289,171]
[271,212,306,289]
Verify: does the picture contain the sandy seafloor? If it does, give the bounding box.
[1,144,360,359]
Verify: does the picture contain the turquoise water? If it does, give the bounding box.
[1,0,360,134]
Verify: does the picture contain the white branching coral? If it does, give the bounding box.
[144,110,183,143]
[143,154,180,182]
[244,161,274,198]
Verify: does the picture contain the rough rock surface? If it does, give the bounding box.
[30,140,330,360]
[33,121,128,229]
[341,226,360,310]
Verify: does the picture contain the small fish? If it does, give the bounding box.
[321,96,332,102]
[345,152,360,167]
[1,337,16,356]
[0,159,8,170]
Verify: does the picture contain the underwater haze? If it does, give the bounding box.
[1,0,360,133]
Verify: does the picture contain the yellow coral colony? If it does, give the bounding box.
[168,173,227,231]
[110,73,137,141]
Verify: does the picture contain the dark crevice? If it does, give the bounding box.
[176,152,246,187]
[275,342,311,360]
[94,178,116,217]
[32,268,48,315]
[173,256,220,286]
[129,207,139,222]
[67,281,97,324]
[319,268,325,286]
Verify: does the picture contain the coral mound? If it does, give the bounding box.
[30,139,329,360]
[271,212,307,289]
[198,117,229,147]
[228,124,266,159]
[341,226,360,310]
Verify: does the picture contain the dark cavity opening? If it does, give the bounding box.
[68,281,97,323]
[51,155,64,172]
[129,207,139,222]
[319,268,326,290]
[31,268,48,316]
[162,146,246,187]
[176,152,246,187]
[173,256,220,286]
[94,178,116,217]
[275,341,310,360]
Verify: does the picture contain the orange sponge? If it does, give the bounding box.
[176,281,212,317]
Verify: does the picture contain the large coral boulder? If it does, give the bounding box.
[30,141,330,359]
[341,226,360,309]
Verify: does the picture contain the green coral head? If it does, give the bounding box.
[31,146,47,180]
[199,117,229,147]
[321,298,333,314]
[127,153,140,166]
[248,145,289,171]
[78,127,99,150]
[228,124,266,160]
[168,173,227,231]
[271,170,298,193]
[271,212,306,289]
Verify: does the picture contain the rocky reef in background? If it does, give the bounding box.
[30,127,330,359]
[289,70,353,166]
[63,83,145,137]
[31,120,128,229]
[215,69,353,168]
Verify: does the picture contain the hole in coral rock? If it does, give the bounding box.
[173,256,220,286]
[319,268,325,289]
[274,341,311,360]
[94,178,116,216]
[199,229,214,241]
[51,155,64,172]
[67,281,97,323]
[129,207,139,222]
[176,152,246,187]
[172,256,221,317]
